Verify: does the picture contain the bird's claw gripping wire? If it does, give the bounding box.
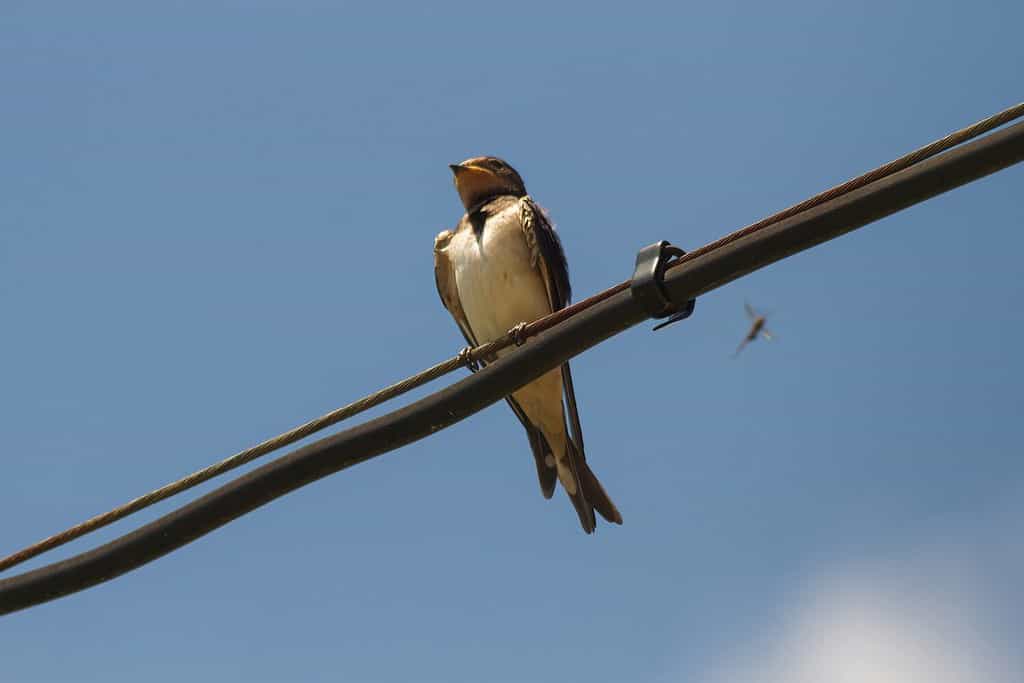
[457,346,480,372]
[630,240,697,331]
[508,322,529,346]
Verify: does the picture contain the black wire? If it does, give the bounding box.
[2,119,1022,617]
[662,118,1024,301]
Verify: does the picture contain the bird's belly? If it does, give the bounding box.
[452,221,552,348]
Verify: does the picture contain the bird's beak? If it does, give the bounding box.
[449,161,498,209]
[449,162,490,177]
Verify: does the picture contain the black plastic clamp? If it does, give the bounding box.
[630,240,697,331]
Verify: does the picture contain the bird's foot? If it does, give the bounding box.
[457,346,480,372]
[508,322,529,346]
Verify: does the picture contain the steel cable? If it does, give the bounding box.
[1,109,1022,615]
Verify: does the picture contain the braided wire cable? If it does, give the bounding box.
[1,102,1020,575]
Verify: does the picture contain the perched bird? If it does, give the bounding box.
[734,301,774,357]
[433,156,622,533]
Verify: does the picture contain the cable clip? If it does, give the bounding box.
[630,240,697,331]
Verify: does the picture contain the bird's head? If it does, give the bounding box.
[449,156,527,210]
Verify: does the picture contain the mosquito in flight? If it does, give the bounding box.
[734,302,774,357]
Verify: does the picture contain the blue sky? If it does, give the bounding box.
[2,2,1022,681]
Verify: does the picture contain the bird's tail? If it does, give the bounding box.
[565,437,623,534]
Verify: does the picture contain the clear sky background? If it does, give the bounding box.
[2,2,1022,681]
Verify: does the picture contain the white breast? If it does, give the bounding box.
[450,204,552,348]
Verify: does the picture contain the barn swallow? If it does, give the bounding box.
[433,156,621,533]
[733,301,774,357]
